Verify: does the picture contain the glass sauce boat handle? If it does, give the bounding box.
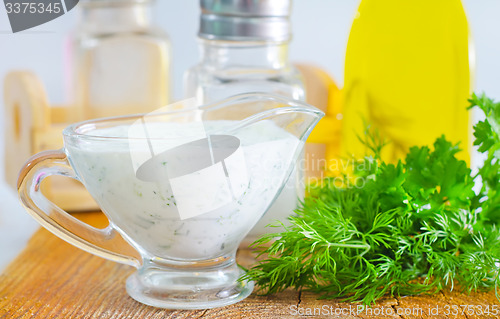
[17,150,142,268]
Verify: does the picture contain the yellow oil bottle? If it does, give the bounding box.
[342,0,472,164]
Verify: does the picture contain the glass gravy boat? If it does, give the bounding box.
[17,93,324,309]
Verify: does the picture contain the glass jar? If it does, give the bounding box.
[184,40,304,102]
[184,0,305,243]
[73,0,171,121]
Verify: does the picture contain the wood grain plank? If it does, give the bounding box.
[0,212,297,319]
[1,212,499,319]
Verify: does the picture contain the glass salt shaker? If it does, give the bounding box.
[184,0,306,244]
[73,0,171,121]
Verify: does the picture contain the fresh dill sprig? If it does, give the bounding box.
[243,93,500,305]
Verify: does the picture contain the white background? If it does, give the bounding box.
[0,0,499,269]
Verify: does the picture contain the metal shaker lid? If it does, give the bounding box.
[199,0,292,42]
[200,0,291,17]
[80,0,151,7]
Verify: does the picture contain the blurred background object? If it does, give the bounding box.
[72,0,171,121]
[184,0,307,241]
[184,0,305,102]
[3,0,172,212]
[342,0,472,164]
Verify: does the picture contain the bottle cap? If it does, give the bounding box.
[200,0,291,17]
[199,0,292,42]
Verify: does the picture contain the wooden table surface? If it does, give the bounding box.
[1,212,499,319]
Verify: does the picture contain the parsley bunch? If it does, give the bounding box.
[243,93,500,305]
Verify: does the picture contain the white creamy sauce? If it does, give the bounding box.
[67,120,300,260]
